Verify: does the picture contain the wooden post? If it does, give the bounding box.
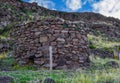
[49,46,53,71]
[114,50,118,60]
[119,52,120,60]
[113,46,120,60]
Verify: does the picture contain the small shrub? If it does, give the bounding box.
[13,64,36,70]
[63,23,69,29]
[89,44,96,49]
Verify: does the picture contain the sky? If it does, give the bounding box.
[23,0,120,19]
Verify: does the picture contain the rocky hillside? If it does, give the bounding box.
[0,0,120,57]
[0,0,120,37]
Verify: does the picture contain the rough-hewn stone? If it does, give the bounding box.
[11,18,90,69]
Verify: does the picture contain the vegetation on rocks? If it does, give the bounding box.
[88,34,120,50]
[0,0,120,83]
[0,54,120,83]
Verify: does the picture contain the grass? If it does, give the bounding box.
[0,52,8,60]
[89,56,120,71]
[0,22,18,38]
[71,69,119,83]
[90,56,120,65]
[0,53,120,83]
[0,33,120,82]
[0,53,37,71]
[0,68,119,83]
[0,2,119,83]
[0,4,15,10]
[88,34,120,51]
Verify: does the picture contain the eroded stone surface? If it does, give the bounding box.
[10,18,90,69]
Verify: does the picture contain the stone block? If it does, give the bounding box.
[11,18,89,70]
[57,38,65,42]
[40,36,48,43]
[35,32,41,36]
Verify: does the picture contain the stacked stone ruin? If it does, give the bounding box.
[11,18,90,69]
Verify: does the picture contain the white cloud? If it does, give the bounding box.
[65,0,82,11]
[93,0,120,19]
[83,0,94,5]
[83,0,98,5]
[29,0,55,10]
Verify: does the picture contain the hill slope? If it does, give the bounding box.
[0,0,120,39]
[0,0,120,57]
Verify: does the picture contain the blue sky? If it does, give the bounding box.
[23,0,120,19]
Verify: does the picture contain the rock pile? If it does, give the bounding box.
[11,18,90,69]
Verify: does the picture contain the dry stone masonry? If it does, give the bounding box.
[11,18,90,69]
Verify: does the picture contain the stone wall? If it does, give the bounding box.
[11,18,90,69]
